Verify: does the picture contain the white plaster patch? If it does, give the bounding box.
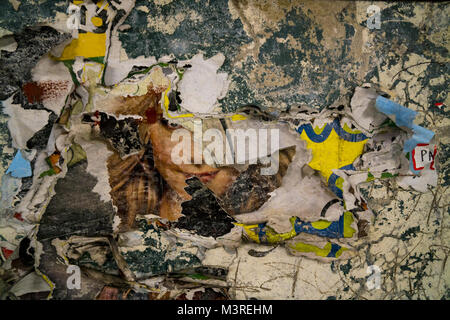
[178,53,230,114]
[2,96,50,149]
[78,138,114,203]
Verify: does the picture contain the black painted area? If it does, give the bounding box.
[37,160,115,241]
[174,177,235,238]
[82,112,143,158]
[0,26,70,100]
[219,164,281,215]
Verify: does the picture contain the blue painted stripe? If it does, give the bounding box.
[255,213,349,242]
[293,216,344,239]
[258,223,266,242]
[327,164,355,199]
[327,243,342,257]
[296,118,368,143]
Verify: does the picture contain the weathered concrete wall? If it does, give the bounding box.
[0,0,448,299]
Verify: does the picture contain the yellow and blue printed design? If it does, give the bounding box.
[236,211,356,245]
[288,241,348,258]
[296,118,368,198]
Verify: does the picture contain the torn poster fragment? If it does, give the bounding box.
[6,151,32,178]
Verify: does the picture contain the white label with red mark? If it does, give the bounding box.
[412,144,437,171]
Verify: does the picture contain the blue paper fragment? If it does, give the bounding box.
[375,96,417,128]
[375,96,435,175]
[6,151,32,178]
[404,124,435,153]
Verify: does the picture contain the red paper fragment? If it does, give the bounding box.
[13,212,24,221]
[145,107,158,124]
[1,247,14,259]
[23,82,44,103]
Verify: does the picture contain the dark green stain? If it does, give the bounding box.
[339,260,352,276]
[122,220,201,277]
[400,226,420,241]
